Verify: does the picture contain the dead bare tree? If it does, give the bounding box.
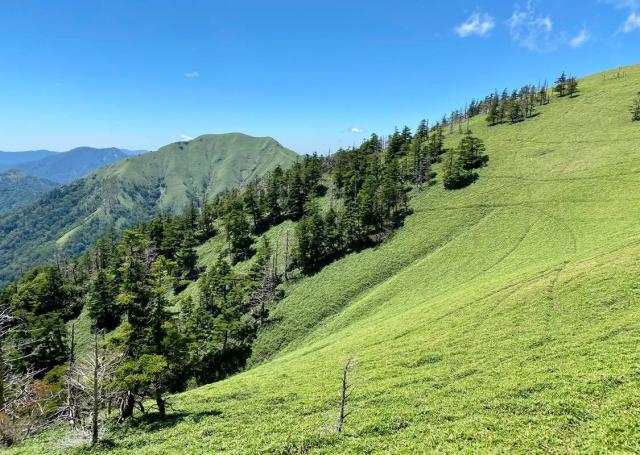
[0,304,13,412]
[335,357,354,434]
[65,330,121,446]
[0,366,60,445]
[250,260,279,325]
[283,229,290,281]
[1,304,61,446]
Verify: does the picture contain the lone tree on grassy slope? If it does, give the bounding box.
[335,358,354,434]
[566,76,579,97]
[631,92,640,122]
[457,130,488,170]
[442,130,487,190]
[553,72,568,97]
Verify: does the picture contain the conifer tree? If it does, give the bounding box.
[294,202,327,274]
[265,165,285,223]
[358,174,382,233]
[553,72,567,97]
[175,230,198,279]
[302,153,323,196]
[385,128,403,161]
[381,159,405,219]
[535,81,547,106]
[340,200,364,251]
[324,206,343,258]
[566,76,578,97]
[198,200,216,241]
[223,196,253,263]
[631,92,640,122]
[200,256,233,316]
[87,269,120,332]
[285,164,306,221]
[508,91,524,123]
[117,231,155,357]
[426,125,445,162]
[442,150,475,190]
[243,181,264,233]
[486,94,500,126]
[457,130,488,170]
[183,198,198,232]
[415,119,429,143]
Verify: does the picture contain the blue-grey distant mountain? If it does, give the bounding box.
[0,150,57,171]
[15,147,130,183]
[121,149,149,156]
[0,170,59,215]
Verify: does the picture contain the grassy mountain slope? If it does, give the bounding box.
[0,150,56,171]
[15,147,130,183]
[0,170,59,215]
[14,65,640,454]
[0,133,297,288]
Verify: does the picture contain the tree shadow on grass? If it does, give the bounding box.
[126,409,223,433]
[99,409,223,452]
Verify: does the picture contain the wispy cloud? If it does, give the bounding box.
[180,134,194,141]
[455,12,495,37]
[622,12,640,31]
[601,0,640,10]
[569,28,590,47]
[601,0,640,32]
[350,127,364,133]
[184,71,200,79]
[506,3,556,51]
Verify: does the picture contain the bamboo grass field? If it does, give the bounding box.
[10,64,640,454]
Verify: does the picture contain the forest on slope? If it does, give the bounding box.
[0,170,58,215]
[0,133,298,288]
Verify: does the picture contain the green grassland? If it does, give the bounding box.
[12,65,640,454]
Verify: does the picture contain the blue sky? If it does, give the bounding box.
[0,0,638,154]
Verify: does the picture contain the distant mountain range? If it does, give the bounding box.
[0,150,57,169]
[121,149,148,156]
[15,147,129,183]
[0,147,149,183]
[0,170,58,215]
[0,133,298,288]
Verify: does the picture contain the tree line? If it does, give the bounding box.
[426,72,578,135]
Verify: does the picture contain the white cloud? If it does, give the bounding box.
[350,127,364,133]
[622,12,640,32]
[506,3,556,51]
[569,28,590,47]
[600,0,640,33]
[455,12,495,37]
[180,134,193,141]
[184,71,200,79]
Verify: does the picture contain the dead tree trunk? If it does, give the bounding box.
[0,341,5,412]
[0,306,12,412]
[91,332,99,446]
[283,230,290,281]
[119,391,135,421]
[155,391,166,418]
[335,358,353,434]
